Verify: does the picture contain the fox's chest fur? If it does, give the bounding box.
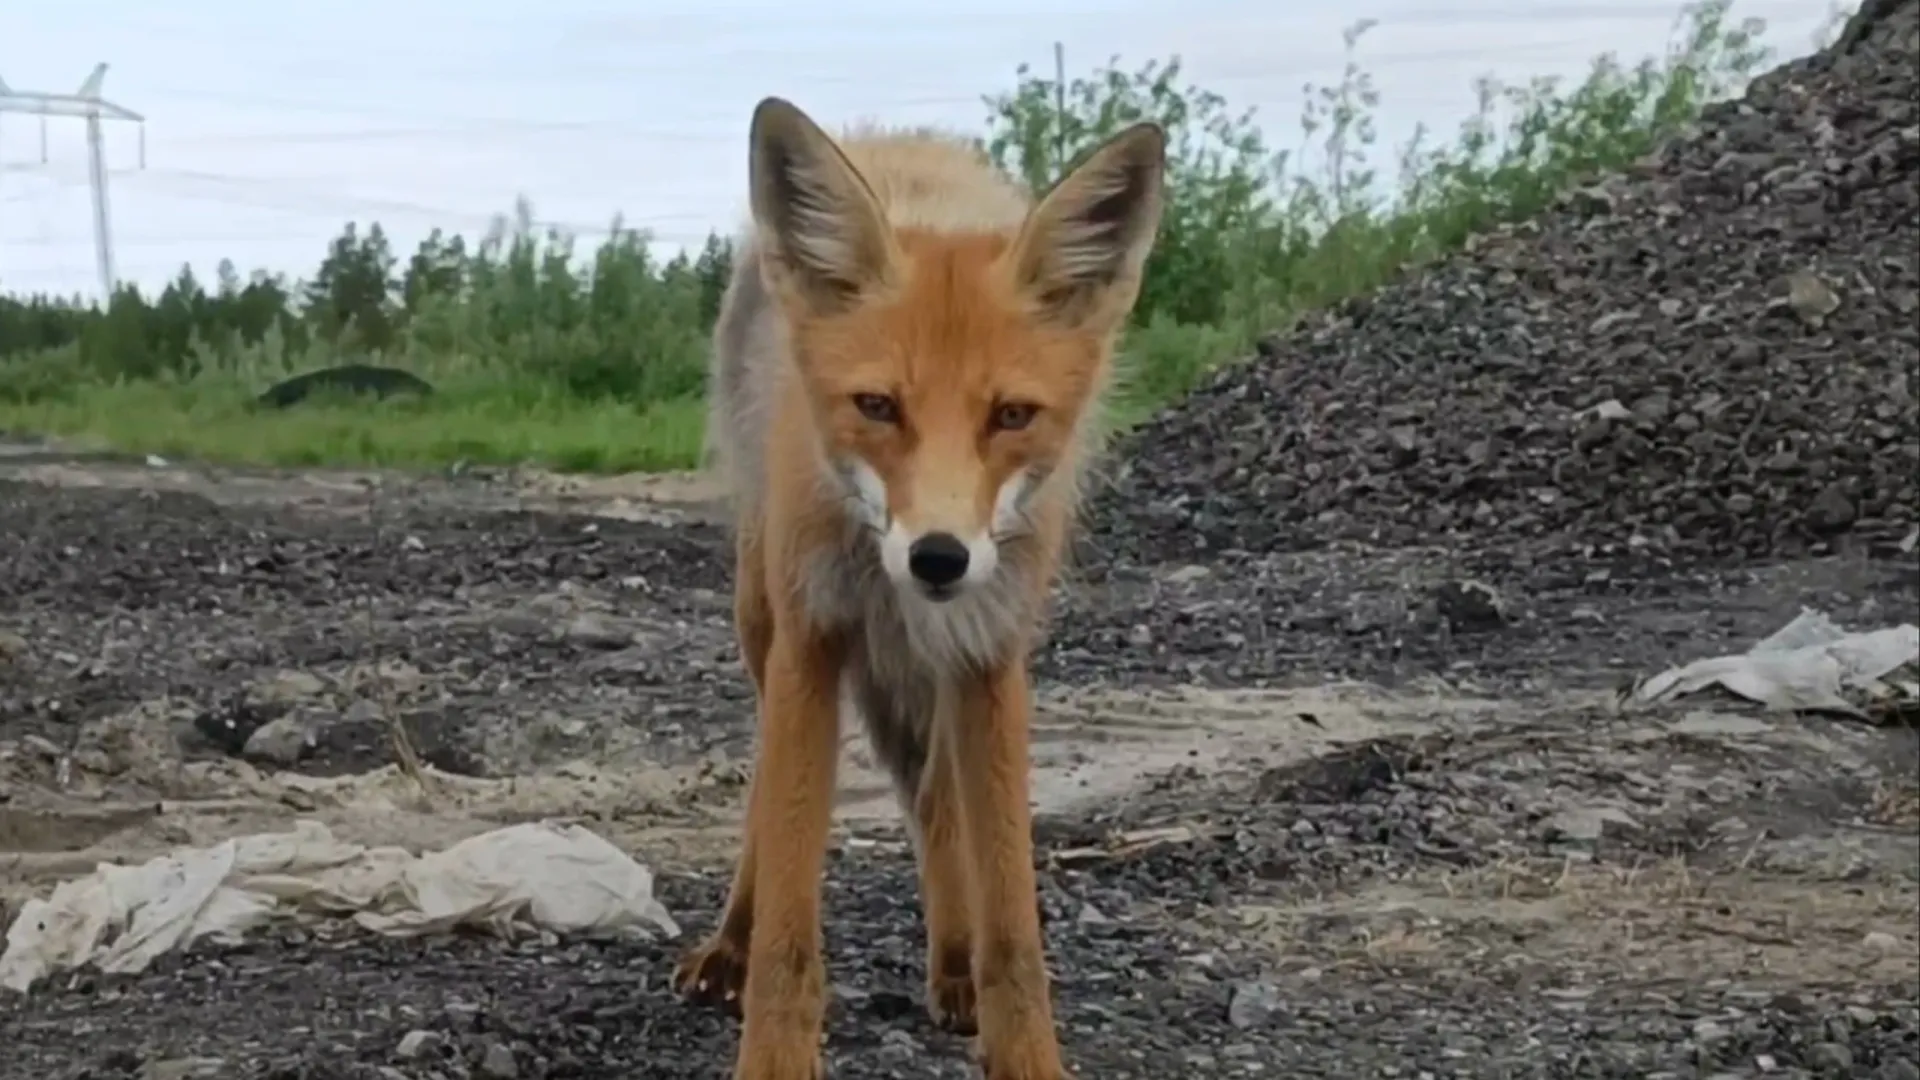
[800,497,1050,796]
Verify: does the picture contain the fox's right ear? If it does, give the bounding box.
[1005,122,1167,332]
[748,97,900,315]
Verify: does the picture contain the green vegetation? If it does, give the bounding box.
[0,0,1772,473]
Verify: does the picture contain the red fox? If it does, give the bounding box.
[679,96,1167,1080]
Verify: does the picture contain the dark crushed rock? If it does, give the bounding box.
[4,921,1913,1080]
[6,718,1916,1079]
[1038,544,1918,689]
[1071,724,1919,891]
[0,480,747,775]
[1089,0,1920,568]
[1,481,730,617]
[4,829,1915,1080]
[6,477,1915,786]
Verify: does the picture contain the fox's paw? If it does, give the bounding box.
[674,934,747,1017]
[927,971,978,1035]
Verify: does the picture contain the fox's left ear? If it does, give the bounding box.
[748,97,901,316]
[1005,122,1167,330]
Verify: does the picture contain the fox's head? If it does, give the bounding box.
[748,97,1166,603]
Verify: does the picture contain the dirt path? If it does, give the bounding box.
[2,456,1916,1079]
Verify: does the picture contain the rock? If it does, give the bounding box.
[242,715,314,767]
[1807,482,1859,532]
[1433,579,1510,632]
[1785,269,1841,324]
[395,1030,444,1060]
[478,1040,519,1078]
[873,1029,926,1068]
[1862,930,1901,953]
[563,612,634,649]
[1541,805,1640,845]
[1806,1040,1854,1074]
[1227,980,1283,1030]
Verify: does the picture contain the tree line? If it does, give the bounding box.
[0,208,736,402]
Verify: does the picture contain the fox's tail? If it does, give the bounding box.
[702,235,777,515]
[703,241,752,471]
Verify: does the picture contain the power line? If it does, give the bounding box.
[6,163,724,239]
[4,227,724,250]
[4,167,725,257]
[101,39,1608,167]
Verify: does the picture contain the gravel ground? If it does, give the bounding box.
[4,6,1920,1077]
[5,475,1911,776]
[1,460,1914,1080]
[2,690,1917,1079]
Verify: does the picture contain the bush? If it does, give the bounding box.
[0,0,1774,472]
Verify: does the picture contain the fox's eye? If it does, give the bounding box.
[853,393,901,425]
[990,401,1039,433]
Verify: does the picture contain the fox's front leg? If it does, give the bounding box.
[913,725,978,1034]
[948,664,1068,1080]
[732,629,844,1080]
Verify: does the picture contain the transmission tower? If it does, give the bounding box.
[0,63,147,299]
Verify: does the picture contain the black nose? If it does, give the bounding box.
[907,532,970,588]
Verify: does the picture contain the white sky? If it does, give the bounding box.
[0,0,1843,300]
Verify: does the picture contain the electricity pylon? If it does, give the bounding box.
[0,63,147,298]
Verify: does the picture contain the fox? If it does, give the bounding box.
[677,95,1167,1080]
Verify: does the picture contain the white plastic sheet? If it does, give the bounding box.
[1,819,680,994]
[1629,608,1920,719]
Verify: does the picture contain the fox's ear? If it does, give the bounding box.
[748,97,900,314]
[1006,122,1167,330]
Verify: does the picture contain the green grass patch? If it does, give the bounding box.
[0,375,704,473]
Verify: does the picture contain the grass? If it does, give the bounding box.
[0,1,1781,474]
[0,378,705,473]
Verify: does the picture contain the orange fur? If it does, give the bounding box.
[679,97,1166,1080]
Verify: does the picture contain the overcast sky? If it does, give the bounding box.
[0,0,1842,300]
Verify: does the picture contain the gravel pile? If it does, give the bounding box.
[1092,0,1920,567]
